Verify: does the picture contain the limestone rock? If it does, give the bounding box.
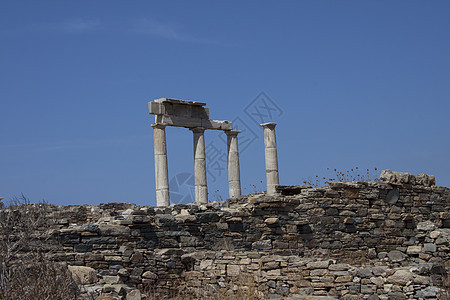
[415,286,441,298]
[265,217,279,225]
[417,221,436,231]
[142,271,158,280]
[102,275,120,284]
[415,174,436,187]
[423,243,436,253]
[387,270,413,285]
[380,169,435,186]
[380,169,415,185]
[68,265,97,284]
[130,252,144,263]
[430,230,441,239]
[98,224,131,236]
[328,263,350,271]
[307,260,330,269]
[413,275,429,285]
[387,250,406,262]
[95,296,120,300]
[126,289,142,300]
[406,245,422,255]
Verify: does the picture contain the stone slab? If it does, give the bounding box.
[154,115,232,130]
[154,98,206,106]
[276,185,312,196]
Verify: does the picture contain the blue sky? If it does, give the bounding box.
[1,1,449,206]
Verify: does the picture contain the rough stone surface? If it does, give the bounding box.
[387,250,406,262]
[6,171,450,299]
[380,169,435,186]
[125,289,141,300]
[68,265,98,284]
[387,270,414,285]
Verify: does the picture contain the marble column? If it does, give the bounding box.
[225,130,242,198]
[191,127,208,203]
[260,122,279,195]
[152,124,170,206]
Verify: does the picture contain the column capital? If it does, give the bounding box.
[260,122,277,129]
[190,127,206,133]
[224,130,241,137]
[151,123,167,129]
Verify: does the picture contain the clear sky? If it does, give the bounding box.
[1,1,449,206]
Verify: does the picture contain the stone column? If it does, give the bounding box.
[191,127,208,204]
[225,130,242,198]
[260,122,279,195]
[152,124,170,206]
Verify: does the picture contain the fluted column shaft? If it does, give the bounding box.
[152,124,170,206]
[261,122,279,195]
[191,127,208,204]
[225,130,242,198]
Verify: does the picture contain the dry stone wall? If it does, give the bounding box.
[15,172,450,299]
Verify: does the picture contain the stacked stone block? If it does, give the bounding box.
[7,172,450,299]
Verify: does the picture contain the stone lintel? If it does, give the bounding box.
[155,115,232,131]
[202,119,233,130]
[149,102,209,119]
[154,98,206,106]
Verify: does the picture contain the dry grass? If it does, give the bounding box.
[144,274,263,300]
[303,167,380,187]
[0,195,79,300]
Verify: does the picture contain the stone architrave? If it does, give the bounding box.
[261,122,279,195]
[152,124,170,206]
[149,98,232,130]
[191,127,208,204]
[225,130,241,198]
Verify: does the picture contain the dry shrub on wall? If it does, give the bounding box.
[0,195,79,300]
[303,167,380,187]
[144,274,262,300]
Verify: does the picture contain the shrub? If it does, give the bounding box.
[302,167,380,187]
[0,195,79,300]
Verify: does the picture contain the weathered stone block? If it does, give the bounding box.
[387,250,406,262]
[102,275,120,284]
[252,240,272,250]
[406,245,422,255]
[74,243,93,252]
[227,264,241,276]
[68,265,97,284]
[307,260,330,269]
[387,270,413,285]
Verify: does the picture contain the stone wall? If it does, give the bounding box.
[9,172,450,299]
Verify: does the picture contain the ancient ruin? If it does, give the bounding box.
[4,170,449,299]
[1,102,448,299]
[149,98,281,205]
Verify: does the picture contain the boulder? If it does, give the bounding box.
[126,289,142,300]
[68,265,97,284]
[380,169,435,186]
[387,270,413,285]
[387,250,406,262]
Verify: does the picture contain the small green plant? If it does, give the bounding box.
[302,167,380,187]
